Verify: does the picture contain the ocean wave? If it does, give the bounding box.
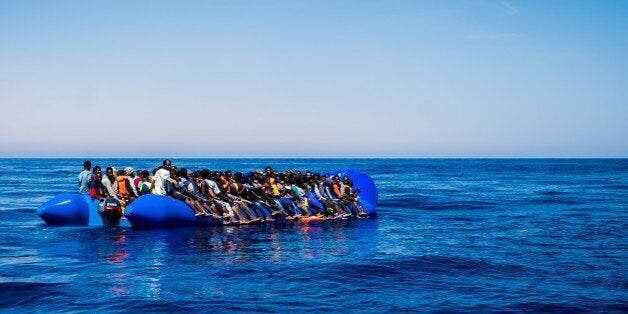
[538,190,569,196]
[529,197,582,205]
[323,255,539,283]
[379,198,497,210]
[0,281,67,309]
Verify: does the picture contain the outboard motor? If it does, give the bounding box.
[98,197,123,226]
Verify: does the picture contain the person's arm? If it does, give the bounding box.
[102,178,115,197]
[187,183,208,202]
[127,177,138,197]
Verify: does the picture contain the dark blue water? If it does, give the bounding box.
[0,159,626,312]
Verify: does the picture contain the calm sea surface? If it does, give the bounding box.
[0,159,626,312]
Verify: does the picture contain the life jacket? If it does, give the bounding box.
[331,181,343,199]
[116,175,130,197]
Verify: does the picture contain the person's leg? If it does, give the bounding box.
[296,201,311,217]
[271,199,285,216]
[286,201,302,218]
[185,198,204,216]
[254,202,273,220]
[220,201,238,223]
[241,202,261,222]
[231,203,250,223]
[335,201,351,217]
[202,202,220,218]
[354,201,368,216]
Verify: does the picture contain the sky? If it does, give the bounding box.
[0,0,626,158]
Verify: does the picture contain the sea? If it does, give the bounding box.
[0,158,626,313]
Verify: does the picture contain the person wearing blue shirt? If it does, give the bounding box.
[78,160,92,194]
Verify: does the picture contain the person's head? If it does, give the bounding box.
[342,176,349,184]
[347,179,354,187]
[105,167,114,177]
[92,166,102,175]
[125,167,134,177]
[162,159,172,169]
[152,168,158,175]
[225,170,233,179]
[199,169,207,180]
[141,170,150,180]
[83,160,91,170]
[332,175,340,182]
[234,172,243,182]
[264,166,272,174]
[177,168,188,179]
[117,169,125,177]
[93,172,102,181]
[193,171,203,181]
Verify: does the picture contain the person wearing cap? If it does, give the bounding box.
[115,168,138,204]
[124,167,139,199]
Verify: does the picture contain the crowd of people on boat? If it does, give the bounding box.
[78,159,368,224]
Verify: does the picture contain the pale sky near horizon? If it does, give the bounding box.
[1,0,626,158]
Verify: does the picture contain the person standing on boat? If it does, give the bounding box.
[78,160,92,194]
[153,160,172,196]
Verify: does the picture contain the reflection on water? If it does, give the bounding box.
[30,219,378,301]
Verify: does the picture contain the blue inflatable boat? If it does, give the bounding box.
[37,169,377,229]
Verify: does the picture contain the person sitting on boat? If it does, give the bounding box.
[310,173,335,217]
[124,167,139,196]
[241,172,274,221]
[264,166,273,177]
[192,171,223,218]
[115,169,138,205]
[216,171,252,223]
[88,169,106,200]
[342,177,368,217]
[102,167,119,201]
[288,176,319,217]
[176,168,213,217]
[276,177,303,219]
[326,175,352,218]
[78,160,92,195]
[265,172,299,219]
[226,172,260,223]
[215,171,248,223]
[200,170,236,224]
[137,170,153,195]
[132,169,143,188]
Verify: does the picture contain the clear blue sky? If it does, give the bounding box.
[1,0,626,157]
